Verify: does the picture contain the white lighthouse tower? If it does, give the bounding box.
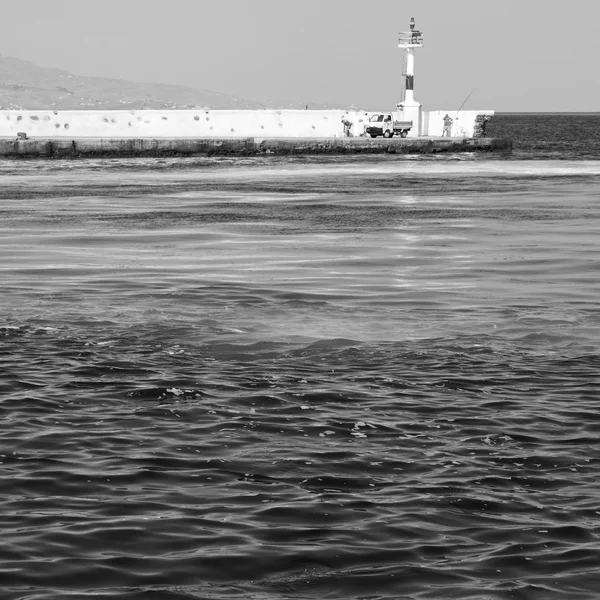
[397,17,423,137]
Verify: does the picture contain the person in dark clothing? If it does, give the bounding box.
[443,114,453,137]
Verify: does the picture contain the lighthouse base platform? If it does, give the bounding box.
[0,136,511,158]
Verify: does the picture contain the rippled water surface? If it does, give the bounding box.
[1,114,600,599]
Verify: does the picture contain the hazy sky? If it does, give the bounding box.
[3,0,598,111]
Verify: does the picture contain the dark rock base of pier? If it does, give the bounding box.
[0,136,512,159]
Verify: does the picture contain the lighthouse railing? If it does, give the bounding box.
[398,31,423,47]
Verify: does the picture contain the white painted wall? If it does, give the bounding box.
[0,109,373,139]
[0,108,493,139]
[424,110,495,137]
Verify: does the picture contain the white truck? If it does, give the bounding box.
[365,113,412,138]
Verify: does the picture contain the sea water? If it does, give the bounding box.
[1,114,600,599]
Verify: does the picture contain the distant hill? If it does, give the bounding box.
[0,56,348,111]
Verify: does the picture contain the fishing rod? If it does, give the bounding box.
[453,88,476,120]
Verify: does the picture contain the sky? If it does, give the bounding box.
[2,0,599,112]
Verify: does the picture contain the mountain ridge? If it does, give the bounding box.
[0,56,349,111]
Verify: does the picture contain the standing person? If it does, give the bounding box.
[361,113,369,137]
[443,114,453,137]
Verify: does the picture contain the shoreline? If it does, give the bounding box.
[0,136,511,158]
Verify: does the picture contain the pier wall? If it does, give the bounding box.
[0,109,371,139]
[1,108,494,140]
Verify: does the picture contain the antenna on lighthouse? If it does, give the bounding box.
[397,17,424,136]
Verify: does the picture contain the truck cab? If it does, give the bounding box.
[366,113,412,138]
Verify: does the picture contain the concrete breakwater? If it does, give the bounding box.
[0,108,507,157]
[0,136,511,158]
